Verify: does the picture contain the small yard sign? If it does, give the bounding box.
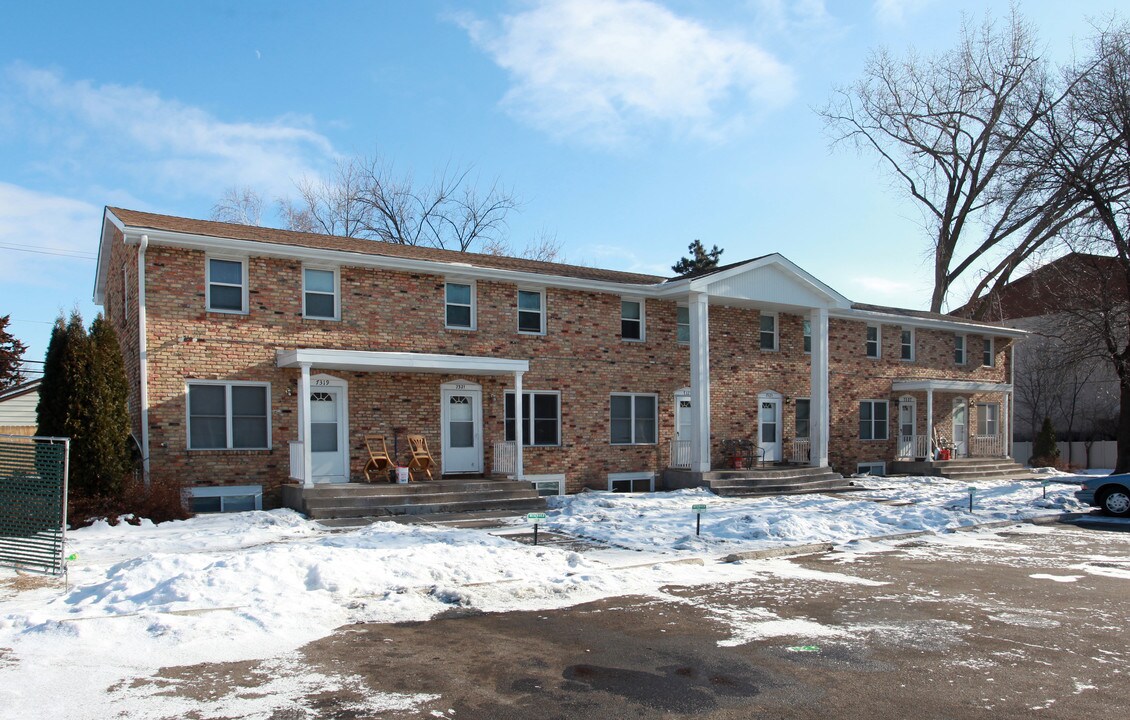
[967,487,976,513]
[692,504,708,535]
[692,504,708,512]
[527,512,547,546]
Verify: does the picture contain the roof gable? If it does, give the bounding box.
[667,254,852,309]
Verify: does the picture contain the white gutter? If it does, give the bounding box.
[134,234,150,483]
[829,307,1028,339]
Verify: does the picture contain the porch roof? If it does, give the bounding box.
[276,349,530,375]
[892,379,1011,393]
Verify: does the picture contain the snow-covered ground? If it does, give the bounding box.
[0,474,1093,718]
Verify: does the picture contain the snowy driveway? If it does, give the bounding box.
[0,473,1118,718]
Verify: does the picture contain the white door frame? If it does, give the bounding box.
[952,397,968,458]
[758,390,783,463]
[440,380,483,474]
[674,387,693,441]
[898,395,917,459]
[305,373,349,483]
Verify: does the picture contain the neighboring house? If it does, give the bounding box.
[0,378,41,436]
[958,253,1121,454]
[92,207,1025,509]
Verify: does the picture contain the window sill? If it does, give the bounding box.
[207,309,249,316]
[445,326,477,332]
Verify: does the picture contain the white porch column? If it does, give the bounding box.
[689,292,711,473]
[299,363,314,488]
[1003,390,1011,458]
[809,307,830,467]
[513,370,525,480]
[925,389,934,460]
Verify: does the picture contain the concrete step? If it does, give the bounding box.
[698,466,836,481]
[714,479,860,497]
[302,487,539,510]
[305,496,547,520]
[297,479,520,497]
[708,471,844,489]
[317,509,533,530]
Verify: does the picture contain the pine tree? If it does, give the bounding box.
[83,315,132,498]
[0,314,28,390]
[1031,416,1061,467]
[672,239,723,276]
[36,314,73,439]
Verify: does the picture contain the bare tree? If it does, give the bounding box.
[280,158,372,238]
[821,11,1077,312]
[480,228,565,263]
[211,186,264,226]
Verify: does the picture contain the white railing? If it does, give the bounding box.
[791,437,811,464]
[289,441,304,481]
[897,435,930,460]
[493,441,516,475]
[969,434,1005,457]
[669,440,692,469]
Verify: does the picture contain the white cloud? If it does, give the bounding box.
[458,0,795,147]
[0,182,101,286]
[872,0,932,26]
[1,64,336,200]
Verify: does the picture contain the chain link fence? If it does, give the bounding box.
[0,435,69,575]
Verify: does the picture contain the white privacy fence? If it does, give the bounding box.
[1013,440,1117,469]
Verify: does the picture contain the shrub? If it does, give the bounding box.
[68,474,193,529]
[1029,416,1063,468]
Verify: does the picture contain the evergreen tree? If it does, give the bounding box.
[672,239,723,276]
[36,314,74,439]
[0,314,28,390]
[1031,416,1061,466]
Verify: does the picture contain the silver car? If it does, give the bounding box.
[1076,474,1130,517]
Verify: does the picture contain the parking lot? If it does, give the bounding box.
[138,520,1130,719]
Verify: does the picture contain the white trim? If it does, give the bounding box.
[188,484,264,512]
[759,311,778,351]
[865,324,881,359]
[277,348,529,375]
[621,297,646,342]
[440,380,483,475]
[856,462,886,476]
[526,473,565,496]
[302,264,340,321]
[661,253,853,308]
[900,327,915,362]
[185,380,272,450]
[305,373,349,483]
[954,333,967,365]
[516,287,546,335]
[610,392,659,445]
[444,279,477,330]
[892,379,1012,393]
[205,255,249,314]
[607,471,655,492]
[832,306,1027,339]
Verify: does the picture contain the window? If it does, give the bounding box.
[759,313,778,351]
[610,393,657,444]
[303,267,338,320]
[983,337,995,367]
[954,334,966,365]
[900,328,915,361]
[517,289,545,334]
[445,281,475,329]
[207,257,247,313]
[527,474,565,497]
[859,400,889,441]
[187,382,270,450]
[505,391,560,446]
[121,265,130,320]
[866,325,880,358]
[977,403,999,436]
[621,299,644,341]
[608,472,654,493]
[189,485,263,513]
[795,398,811,439]
[676,305,690,344]
[857,462,886,476]
[803,319,812,354]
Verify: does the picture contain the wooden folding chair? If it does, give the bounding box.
[406,434,436,482]
[363,435,394,482]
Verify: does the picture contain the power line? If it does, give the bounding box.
[0,243,96,260]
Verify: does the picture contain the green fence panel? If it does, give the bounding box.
[0,436,68,575]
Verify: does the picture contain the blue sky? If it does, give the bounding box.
[0,0,1122,364]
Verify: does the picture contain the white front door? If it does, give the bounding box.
[310,385,348,483]
[759,397,781,462]
[898,399,917,459]
[441,383,482,474]
[674,390,693,468]
[952,398,968,458]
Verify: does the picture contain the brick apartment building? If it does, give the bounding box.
[93,207,1026,511]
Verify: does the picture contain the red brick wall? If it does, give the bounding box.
[108,239,1013,501]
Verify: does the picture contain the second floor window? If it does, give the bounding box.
[303,268,337,320]
[517,289,545,334]
[803,319,812,354]
[760,313,778,351]
[676,306,690,343]
[207,258,246,313]
[983,337,995,367]
[866,325,880,358]
[954,335,966,365]
[622,300,643,341]
[900,329,915,361]
[445,282,474,329]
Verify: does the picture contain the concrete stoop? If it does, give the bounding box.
[662,465,856,497]
[281,477,547,521]
[889,458,1033,481]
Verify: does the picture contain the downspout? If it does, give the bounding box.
[137,234,150,484]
